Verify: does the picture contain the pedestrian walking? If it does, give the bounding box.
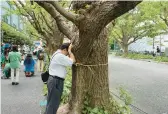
[37,49,45,72]
[8,45,21,85]
[45,43,76,114]
[156,46,161,56]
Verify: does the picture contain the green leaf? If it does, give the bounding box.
[92,107,99,113]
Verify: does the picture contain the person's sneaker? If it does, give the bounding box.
[15,82,19,85]
[1,77,6,79]
[12,82,15,85]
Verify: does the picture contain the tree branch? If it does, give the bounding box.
[113,30,122,39]
[88,1,141,36]
[40,11,54,31]
[128,30,147,45]
[128,37,138,45]
[36,1,75,40]
[42,26,53,36]
[46,1,83,25]
[17,1,43,33]
[30,32,41,38]
[13,1,28,17]
[160,14,168,27]
[111,34,123,44]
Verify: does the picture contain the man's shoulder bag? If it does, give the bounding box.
[41,70,49,83]
[41,53,57,83]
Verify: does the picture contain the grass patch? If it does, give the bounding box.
[125,53,153,60]
[154,56,168,62]
[115,52,168,63]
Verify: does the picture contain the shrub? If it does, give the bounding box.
[61,67,72,104]
[82,87,133,114]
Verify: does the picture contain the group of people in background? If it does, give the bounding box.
[1,43,46,85]
[1,43,76,114]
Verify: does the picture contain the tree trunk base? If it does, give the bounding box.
[68,108,81,114]
[68,97,84,114]
[57,104,70,114]
[57,103,82,114]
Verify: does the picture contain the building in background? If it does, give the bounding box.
[1,1,23,30]
[1,1,24,43]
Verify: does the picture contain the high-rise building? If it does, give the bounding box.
[1,1,24,43]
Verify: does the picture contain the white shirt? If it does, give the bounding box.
[49,50,73,79]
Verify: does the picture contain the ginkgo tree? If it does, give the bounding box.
[109,1,168,55]
[109,10,154,55]
[1,21,32,45]
[35,1,141,114]
[138,1,168,32]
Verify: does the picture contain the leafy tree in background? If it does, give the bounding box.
[110,10,152,55]
[138,1,168,32]
[1,21,32,45]
[109,1,168,55]
[4,1,64,54]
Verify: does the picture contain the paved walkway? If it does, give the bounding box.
[1,65,43,114]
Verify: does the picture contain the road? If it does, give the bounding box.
[1,65,43,114]
[109,56,168,114]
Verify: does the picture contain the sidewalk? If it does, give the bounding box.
[1,65,43,114]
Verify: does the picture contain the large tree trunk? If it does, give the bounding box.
[69,28,117,114]
[122,44,128,56]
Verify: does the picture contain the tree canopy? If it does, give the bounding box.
[1,21,32,45]
[109,1,168,54]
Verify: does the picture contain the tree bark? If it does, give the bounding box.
[69,28,117,114]
[122,44,129,56]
